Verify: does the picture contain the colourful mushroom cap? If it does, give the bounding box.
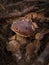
[11,19,34,37]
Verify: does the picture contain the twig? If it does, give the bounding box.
[0,5,38,19]
[6,1,23,7]
[0,4,6,10]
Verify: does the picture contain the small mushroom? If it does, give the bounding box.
[25,39,40,62]
[11,19,38,44]
[11,19,34,37]
[6,40,22,60]
[7,40,20,52]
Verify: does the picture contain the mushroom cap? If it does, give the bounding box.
[7,40,20,52]
[11,19,34,37]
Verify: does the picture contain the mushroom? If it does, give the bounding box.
[25,39,40,62]
[11,18,38,44]
[6,40,22,60]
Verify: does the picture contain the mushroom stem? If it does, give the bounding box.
[16,34,27,44]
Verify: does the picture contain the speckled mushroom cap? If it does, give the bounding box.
[11,19,34,37]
